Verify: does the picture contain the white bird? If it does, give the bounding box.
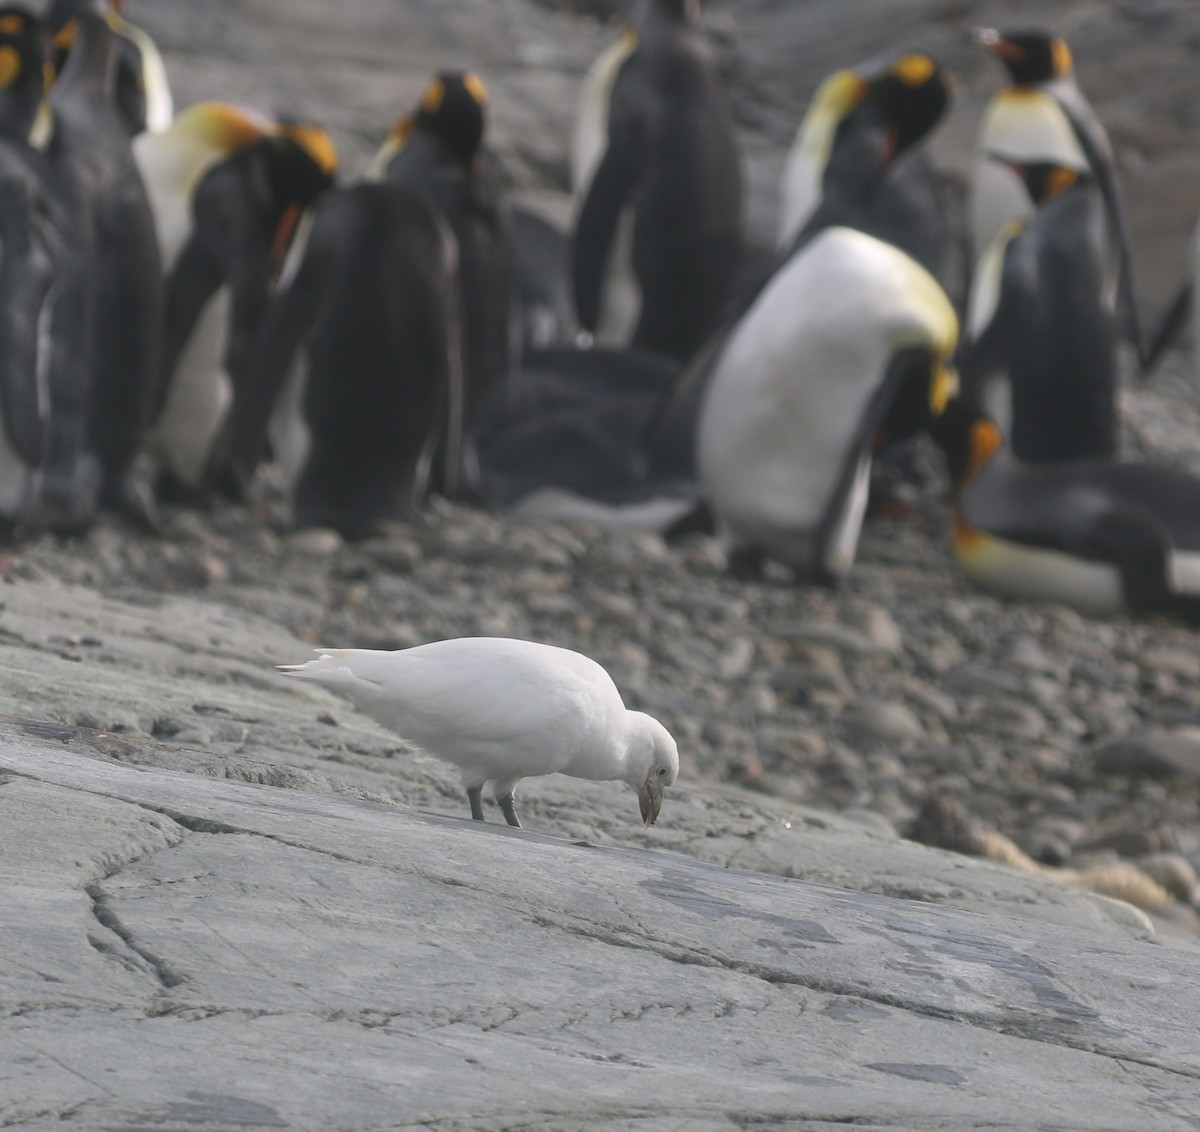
[278,637,680,830]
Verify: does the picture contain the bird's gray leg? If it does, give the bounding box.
[467,786,486,822]
[497,792,522,828]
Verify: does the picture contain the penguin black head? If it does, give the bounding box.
[644,0,701,21]
[0,6,48,140]
[414,71,488,168]
[869,52,952,159]
[989,156,1088,207]
[973,28,1073,86]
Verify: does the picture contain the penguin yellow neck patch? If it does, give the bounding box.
[966,420,1002,484]
[0,45,21,89]
[280,123,339,175]
[1047,165,1078,198]
[1051,38,1072,77]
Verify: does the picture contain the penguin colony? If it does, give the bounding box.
[0,2,1198,627]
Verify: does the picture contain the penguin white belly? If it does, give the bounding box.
[143,287,233,487]
[957,530,1123,612]
[698,253,876,566]
[268,354,311,492]
[778,138,820,248]
[971,162,1034,266]
[592,208,640,347]
[1169,550,1200,596]
[0,414,28,519]
[1192,219,1200,389]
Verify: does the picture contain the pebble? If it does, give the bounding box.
[840,701,925,746]
[285,528,344,556]
[1093,729,1200,782]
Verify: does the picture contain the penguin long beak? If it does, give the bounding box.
[972,27,1023,63]
[638,778,664,829]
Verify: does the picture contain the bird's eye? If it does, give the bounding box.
[657,767,668,777]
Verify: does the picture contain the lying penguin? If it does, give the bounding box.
[934,399,1200,623]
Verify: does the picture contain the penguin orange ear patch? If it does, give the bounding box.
[463,72,488,106]
[421,78,446,115]
[0,13,27,34]
[0,45,21,89]
[890,54,935,88]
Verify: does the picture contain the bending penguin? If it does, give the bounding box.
[695,225,957,583]
[44,0,172,135]
[571,0,743,363]
[368,71,514,499]
[934,399,1200,624]
[970,28,1143,363]
[961,159,1117,463]
[134,103,337,496]
[777,50,955,289]
[208,181,464,539]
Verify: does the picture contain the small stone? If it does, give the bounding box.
[756,725,826,767]
[717,638,755,681]
[846,604,903,655]
[359,536,423,574]
[1094,728,1200,782]
[286,528,344,556]
[841,701,925,746]
[779,620,874,656]
[1140,648,1200,682]
[1075,828,1172,858]
[971,697,1047,740]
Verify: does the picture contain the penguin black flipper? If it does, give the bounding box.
[571,133,641,337]
[1141,279,1192,377]
[0,175,53,467]
[207,224,332,498]
[1054,89,1145,367]
[810,345,941,585]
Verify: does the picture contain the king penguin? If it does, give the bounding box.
[44,0,172,135]
[208,181,465,539]
[961,159,1116,464]
[368,71,514,499]
[45,7,163,528]
[0,6,55,527]
[777,50,954,289]
[934,399,1200,624]
[695,225,957,583]
[571,0,743,363]
[971,28,1143,363]
[134,103,337,495]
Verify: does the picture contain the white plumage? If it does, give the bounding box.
[279,637,679,829]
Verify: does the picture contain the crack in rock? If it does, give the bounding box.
[85,882,186,990]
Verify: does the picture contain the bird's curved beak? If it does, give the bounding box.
[639,778,664,829]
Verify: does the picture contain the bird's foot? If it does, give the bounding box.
[467,785,486,822]
[497,792,522,828]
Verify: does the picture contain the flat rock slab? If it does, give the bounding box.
[4,736,1200,1131]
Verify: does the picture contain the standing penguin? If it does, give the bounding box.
[934,400,1200,624]
[44,0,172,135]
[209,182,464,539]
[695,225,957,583]
[0,6,57,527]
[135,103,337,495]
[971,28,1143,363]
[777,50,954,288]
[368,72,513,499]
[46,8,163,528]
[962,160,1116,464]
[571,0,743,363]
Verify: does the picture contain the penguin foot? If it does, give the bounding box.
[102,470,164,535]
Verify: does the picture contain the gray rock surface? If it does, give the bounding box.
[5,728,1200,1131]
